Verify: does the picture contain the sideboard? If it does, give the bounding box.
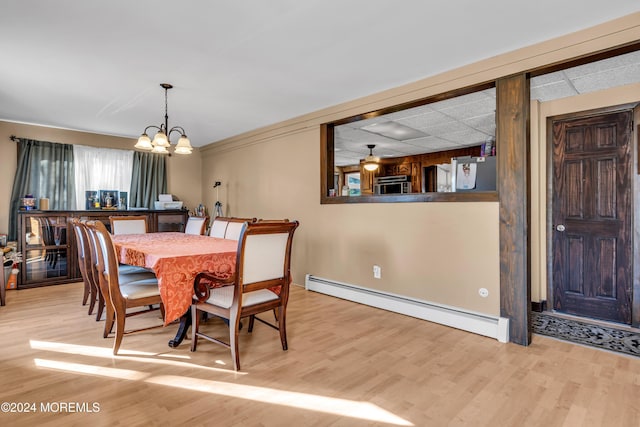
[16,209,189,288]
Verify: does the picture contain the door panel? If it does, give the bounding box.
[552,109,632,324]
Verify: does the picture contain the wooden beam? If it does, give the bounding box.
[497,74,531,345]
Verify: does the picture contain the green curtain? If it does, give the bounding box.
[129,151,167,208]
[8,139,76,240]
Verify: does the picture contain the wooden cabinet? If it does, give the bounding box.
[360,166,377,195]
[383,162,413,176]
[17,209,188,288]
[154,212,188,232]
[19,213,73,288]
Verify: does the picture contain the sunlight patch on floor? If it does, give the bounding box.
[148,375,414,426]
[34,358,147,380]
[29,340,244,375]
[30,340,411,425]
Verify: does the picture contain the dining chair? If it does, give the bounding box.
[0,252,6,307]
[224,217,258,240]
[209,216,256,239]
[224,222,245,240]
[256,219,290,321]
[185,216,208,235]
[109,215,147,235]
[79,220,149,322]
[191,220,299,371]
[209,218,229,238]
[81,220,108,320]
[86,220,164,353]
[70,218,97,313]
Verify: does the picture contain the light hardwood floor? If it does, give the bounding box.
[0,282,639,426]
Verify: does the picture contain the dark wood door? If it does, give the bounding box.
[551,108,633,324]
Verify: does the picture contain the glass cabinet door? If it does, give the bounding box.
[24,215,69,282]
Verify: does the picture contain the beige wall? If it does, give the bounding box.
[0,121,202,235]
[200,13,640,317]
[201,127,501,314]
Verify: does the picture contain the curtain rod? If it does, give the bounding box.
[10,135,20,142]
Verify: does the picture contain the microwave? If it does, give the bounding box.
[373,175,411,195]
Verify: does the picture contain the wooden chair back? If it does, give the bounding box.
[70,218,97,313]
[257,218,290,223]
[109,215,147,235]
[82,220,110,321]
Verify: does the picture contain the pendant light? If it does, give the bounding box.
[135,83,193,154]
[363,144,380,171]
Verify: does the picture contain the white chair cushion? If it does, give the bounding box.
[118,271,157,285]
[185,217,206,235]
[209,220,228,238]
[118,264,152,275]
[242,233,288,284]
[206,286,278,309]
[120,281,160,299]
[224,222,245,240]
[112,220,146,235]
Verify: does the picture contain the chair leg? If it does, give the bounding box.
[190,304,199,352]
[229,311,242,371]
[278,306,288,351]
[112,300,127,355]
[95,292,105,321]
[87,283,97,315]
[87,280,98,315]
[82,280,90,306]
[104,300,115,338]
[248,315,255,333]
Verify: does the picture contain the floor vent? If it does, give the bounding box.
[305,274,509,343]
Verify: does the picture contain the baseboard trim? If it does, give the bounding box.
[305,274,509,343]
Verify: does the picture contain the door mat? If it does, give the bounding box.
[531,312,640,357]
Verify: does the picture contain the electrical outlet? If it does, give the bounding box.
[478,288,489,298]
[373,265,381,279]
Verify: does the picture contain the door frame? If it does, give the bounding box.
[546,102,640,327]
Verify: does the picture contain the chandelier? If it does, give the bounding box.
[134,83,193,154]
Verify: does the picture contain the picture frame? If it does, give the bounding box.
[117,191,128,210]
[99,190,119,209]
[346,172,361,196]
[85,190,99,210]
[456,163,477,190]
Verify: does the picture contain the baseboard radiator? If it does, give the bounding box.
[305,274,509,343]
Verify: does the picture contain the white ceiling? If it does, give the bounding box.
[0,1,638,149]
[335,50,640,166]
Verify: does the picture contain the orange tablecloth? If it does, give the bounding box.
[111,232,238,325]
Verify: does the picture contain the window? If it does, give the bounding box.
[73,145,133,210]
[321,83,498,204]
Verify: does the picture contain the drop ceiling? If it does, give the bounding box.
[0,2,637,150]
[334,50,640,166]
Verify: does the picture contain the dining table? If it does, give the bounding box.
[111,232,238,347]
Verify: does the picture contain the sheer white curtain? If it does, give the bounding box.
[73,145,134,210]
